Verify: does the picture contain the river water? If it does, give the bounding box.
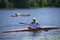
[0,8,60,40]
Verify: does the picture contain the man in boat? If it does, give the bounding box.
[28,17,41,36]
[28,17,41,29]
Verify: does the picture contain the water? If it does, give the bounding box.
[0,8,60,40]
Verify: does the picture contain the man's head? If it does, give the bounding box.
[32,17,36,21]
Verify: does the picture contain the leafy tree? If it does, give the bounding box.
[0,0,60,8]
[0,0,6,8]
[55,0,60,7]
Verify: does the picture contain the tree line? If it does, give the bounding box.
[0,0,60,8]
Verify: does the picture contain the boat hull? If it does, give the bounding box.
[2,26,60,33]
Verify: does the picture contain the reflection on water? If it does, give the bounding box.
[0,29,60,40]
[0,8,60,40]
[1,31,60,40]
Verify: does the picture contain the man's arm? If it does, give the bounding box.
[37,23,40,26]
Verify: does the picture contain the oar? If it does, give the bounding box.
[19,22,31,25]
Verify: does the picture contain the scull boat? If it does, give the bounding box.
[11,14,30,17]
[2,26,60,33]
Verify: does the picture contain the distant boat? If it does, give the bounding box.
[11,14,30,17]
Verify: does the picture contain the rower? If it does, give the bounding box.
[28,17,41,29]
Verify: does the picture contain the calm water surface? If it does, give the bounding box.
[0,8,60,40]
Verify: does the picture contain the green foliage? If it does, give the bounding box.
[0,0,60,8]
[0,0,6,8]
[6,1,13,8]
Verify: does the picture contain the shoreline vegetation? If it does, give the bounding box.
[0,0,60,9]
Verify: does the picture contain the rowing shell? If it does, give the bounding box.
[2,26,60,33]
[11,14,30,17]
